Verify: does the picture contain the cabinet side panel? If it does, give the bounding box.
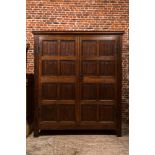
[116,36,122,136]
[34,35,40,137]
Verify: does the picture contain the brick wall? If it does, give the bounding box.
[26,0,129,132]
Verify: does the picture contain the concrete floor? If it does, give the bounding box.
[27,131,128,155]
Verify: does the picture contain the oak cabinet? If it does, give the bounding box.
[33,31,123,137]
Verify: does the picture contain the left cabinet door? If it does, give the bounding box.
[37,35,79,129]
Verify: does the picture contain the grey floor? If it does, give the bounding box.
[27,132,128,155]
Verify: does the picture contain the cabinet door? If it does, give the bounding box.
[79,35,118,126]
[38,35,78,124]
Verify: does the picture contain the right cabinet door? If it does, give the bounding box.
[79,35,119,128]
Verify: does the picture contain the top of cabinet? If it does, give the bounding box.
[32,31,124,35]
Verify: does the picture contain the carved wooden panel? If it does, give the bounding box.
[59,105,76,121]
[82,40,97,56]
[99,84,115,100]
[42,60,58,75]
[60,61,75,75]
[59,83,75,100]
[60,40,75,56]
[99,40,115,56]
[99,61,115,76]
[81,84,97,100]
[81,104,97,121]
[41,83,57,100]
[40,105,57,121]
[42,40,58,56]
[82,61,97,75]
[99,105,115,121]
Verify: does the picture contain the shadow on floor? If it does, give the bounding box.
[39,130,117,136]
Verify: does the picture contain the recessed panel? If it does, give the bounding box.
[42,40,58,56]
[60,84,75,100]
[99,84,115,100]
[82,61,97,75]
[99,61,115,76]
[60,61,76,75]
[99,40,115,56]
[82,40,97,56]
[82,84,97,100]
[81,104,97,121]
[40,105,57,121]
[99,105,115,121]
[60,40,75,56]
[59,105,75,121]
[41,83,57,100]
[42,60,58,75]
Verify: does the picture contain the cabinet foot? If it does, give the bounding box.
[34,129,39,137]
[116,129,122,137]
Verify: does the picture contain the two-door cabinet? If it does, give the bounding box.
[32,31,123,137]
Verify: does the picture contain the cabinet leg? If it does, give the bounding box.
[34,129,39,137]
[116,128,122,137]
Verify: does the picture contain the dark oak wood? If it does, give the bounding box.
[32,31,124,35]
[34,35,40,137]
[33,31,123,137]
[26,74,34,125]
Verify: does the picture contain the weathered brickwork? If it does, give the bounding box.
[26,0,129,132]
